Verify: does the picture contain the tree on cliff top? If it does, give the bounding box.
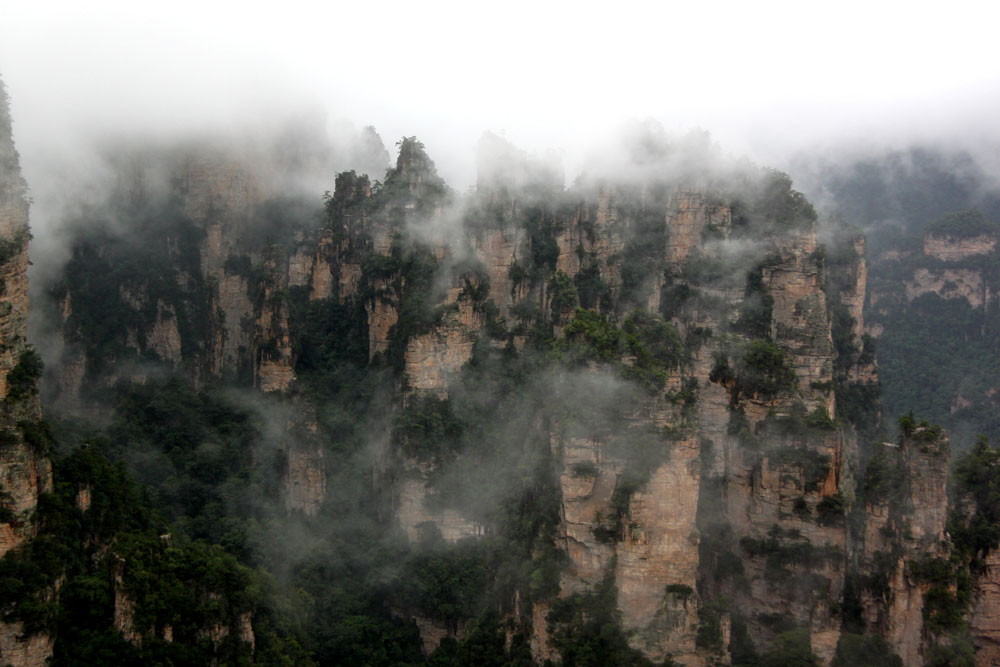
[925,208,997,239]
[951,435,1000,564]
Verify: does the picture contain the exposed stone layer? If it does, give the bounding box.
[905,267,988,308]
[404,292,482,395]
[972,549,1000,666]
[859,431,950,665]
[0,81,53,665]
[0,83,50,554]
[285,444,326,516]
[398,471,481,543]
[0,622,53,667]
[924,234,997,261]
[616,437,702,662]
[763,231,835,414]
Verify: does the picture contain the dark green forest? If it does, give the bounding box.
[791,147,1000,447]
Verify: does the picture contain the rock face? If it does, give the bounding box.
[404,290,482,395]
[284,444,327,516]
[0,623,52,667]
[0,77,53,667]
[665,190,731,266]
[762,231,835,414]
[972,550,1000,665]
[111,554,141,645]
[870,228,999,313]
[905,267,988,308]
[282,405,327,516]
[836,234,878,386]
[854,428,950,665]
[616,438,703,662]
[398,468,480,543]
[924,233,997,261]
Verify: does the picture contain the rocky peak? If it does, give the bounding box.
[0,81,28,238]
[392,136,444,194]
[854,421,952,664]
[330,170,371,209]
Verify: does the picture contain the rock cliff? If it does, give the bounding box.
[0,77,53,667]
[856,426,950,665]
[311,136,877,664]
[972,549,1000,665]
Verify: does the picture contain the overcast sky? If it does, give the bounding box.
[2,0,1000,189]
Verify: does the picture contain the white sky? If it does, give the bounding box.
[2,0,999,188]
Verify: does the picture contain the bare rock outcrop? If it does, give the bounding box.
[905,267,988,308]
[397,469,481,543]
[859,428,950,665]
[762,230,835,414]
[924,233,996,261]
[0,80,50,554]
[0,77,53,664]
[0,623,53,667]
[971,549,1000,665]
[280,404,328,516]
[404,290,483,395]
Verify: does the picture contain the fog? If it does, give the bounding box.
[5,5,1000,661]
[5,0,1000,448]
[3,0,1000,197]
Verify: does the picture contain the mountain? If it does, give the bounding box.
[3,88,1000,665]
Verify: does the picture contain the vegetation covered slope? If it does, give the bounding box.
[790,146,1000,447]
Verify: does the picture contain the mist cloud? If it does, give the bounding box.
[4,1,1000,197]
[4,1,1000,342]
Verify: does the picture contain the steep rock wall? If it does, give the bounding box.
[616,436,702,663]
[924,234,997,261]
[0,78,53,666]
[468,225,523,316]
[282,405,327,516]
[665,190,731,266]
[905,267,988,309]
[404,290,483,395]
[971,549,1000,665]
[0,89,49,553]
[762,231,835,414]
[858,430,950,665]
[0,623,53,667]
